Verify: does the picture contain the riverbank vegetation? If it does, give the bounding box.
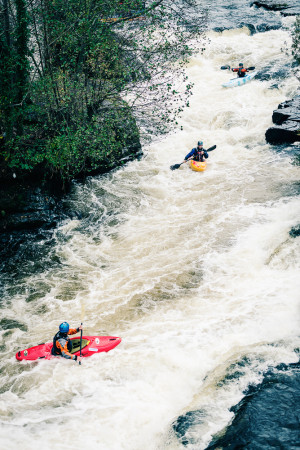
[0,0,207,183]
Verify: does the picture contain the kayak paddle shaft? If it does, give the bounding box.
[79,323,83,365]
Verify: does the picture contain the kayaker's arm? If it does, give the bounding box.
[184,149,196,160]
[179,150,195,165]
[67,325,82,335]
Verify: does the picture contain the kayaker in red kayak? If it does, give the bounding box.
[52,322,83,363]
[231,63,250,78]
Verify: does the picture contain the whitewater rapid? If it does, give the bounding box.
[0,23,299,450]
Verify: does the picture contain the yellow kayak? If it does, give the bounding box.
[189,160,207,172]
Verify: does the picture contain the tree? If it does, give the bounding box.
[0,0,30,139]
[0,0,207,181]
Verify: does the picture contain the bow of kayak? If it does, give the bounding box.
[222,71,257,88]
[15,336,122,361]
[189,160,207,172]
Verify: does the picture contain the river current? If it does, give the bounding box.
[0,4,299,450]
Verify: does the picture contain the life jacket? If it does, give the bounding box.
[237,68,247,78]
[193,151,203,162]
[193,149,208,162]
[232,67,247,77]
[52,331,72,355]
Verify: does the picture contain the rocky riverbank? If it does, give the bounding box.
[265,96,300,144]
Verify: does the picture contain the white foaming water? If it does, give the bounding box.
[0,26,299,450]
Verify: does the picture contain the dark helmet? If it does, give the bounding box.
[239,63,243,67]
[197,141,203,146]
[59,322,69,333]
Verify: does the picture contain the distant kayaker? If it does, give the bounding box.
[182,141,209,164]
[52,322,83,362]
[231,63,249,78]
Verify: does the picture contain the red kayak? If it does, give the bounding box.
[16,336,121,361]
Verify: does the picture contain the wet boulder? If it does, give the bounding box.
[289,224,300,238]
[206,362,300,450]
[266,96,300,144]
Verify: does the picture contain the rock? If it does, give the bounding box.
[266,123,300,144]
[255,22,280,32]
[0,175,68,233]
[206,362,300,450]
[289,224,300,238]
[0,211,58,232]
[251,1,300,16]
[266,96,300,144]
[240,22,256,35]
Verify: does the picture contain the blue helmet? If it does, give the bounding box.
[59,322,69,333]
[197,141,203,146]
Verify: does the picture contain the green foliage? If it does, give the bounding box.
[0,0,207,182]
[4,103,140,180]
[43,107,140,180]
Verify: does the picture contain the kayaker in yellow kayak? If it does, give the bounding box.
[181,141,209,164]
[52,322,83,362]
[170,143,216,171]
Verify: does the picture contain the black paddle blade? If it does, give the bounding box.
[221,65,230,70]
[206,145,216,152]
[248,66,255,70]
[170,164,181,170]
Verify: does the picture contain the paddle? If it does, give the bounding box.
[170,145,217,171]
[78,298,84,365]
[220,65,255,71]
[79,322,83,365]
[170,157,192,171]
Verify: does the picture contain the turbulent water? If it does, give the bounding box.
[0,7,299,450]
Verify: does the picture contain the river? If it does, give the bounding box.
[0,3,299,450]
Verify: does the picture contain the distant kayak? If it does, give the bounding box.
[222,71,257,88]
[189,160,207,172]
[16,336,121,361]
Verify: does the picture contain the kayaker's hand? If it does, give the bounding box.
[78,325,83,331]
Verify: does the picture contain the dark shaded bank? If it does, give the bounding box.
[172,359,300,449]
[266,96,300,145]
[0,179,63,233]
